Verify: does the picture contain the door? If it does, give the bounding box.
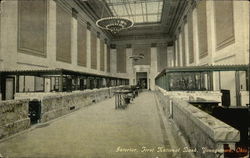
[221,89,231,107]
[5,78,15,100]
[139,78,147,89]
[136,72,148,89]
[29,100,41,124]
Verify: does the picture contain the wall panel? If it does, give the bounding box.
[77,21,87,67]
[18,0,47,57]
[157,46,167,72]
[214,0,234,50]
[188,11,194,64]
[56,4,71,63]
[197,0,208,58]
[107,45,110,72]
[91,31,97,69]
[116,47,126,73]
[100,40,105,71]
[177,37,180,66]
[181,28,186,66]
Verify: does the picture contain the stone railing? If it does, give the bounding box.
[15,92,66,100]
[15,86,124,123]
[0,99,30,139]
[156,86,240,158]
[14,86,123,100]
[163,91,222,104]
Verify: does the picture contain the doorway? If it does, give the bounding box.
[5,77,15,100]
[28,100,41,124]
[136,72,148,89]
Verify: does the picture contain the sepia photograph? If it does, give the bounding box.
[0,0,249,157]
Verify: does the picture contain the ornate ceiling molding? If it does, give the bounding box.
[73,0,192,42]
[112,33,171,42]
[172,0,195,38]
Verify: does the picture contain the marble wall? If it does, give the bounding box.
[156,86,240,158]
[173,0,249,66]
[171,0,249,106]
[112,43,170,90]
[0,0,126,81]
[15,86,124,123]
[162,90,222,105]
[157,45,168,72]
[116,47,126,73]
[0,99,30,139]
[0,86,123,139]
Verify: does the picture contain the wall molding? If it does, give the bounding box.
[214,54,235,63]
[199,51,208,59]
[17,62,49,68]
[216,36,235,51]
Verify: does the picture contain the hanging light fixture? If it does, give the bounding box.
[96,17,133,34]
[96,0,134,34]
[129,53,144,62]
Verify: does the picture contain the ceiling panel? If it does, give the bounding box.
[105,0,164,24]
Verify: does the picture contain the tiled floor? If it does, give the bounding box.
[0,91,178,158]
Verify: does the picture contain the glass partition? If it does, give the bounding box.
[168,72,210,91]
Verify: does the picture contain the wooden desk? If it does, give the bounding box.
[114,90,132,109]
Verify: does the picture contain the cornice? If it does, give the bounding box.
[112,33,170,42]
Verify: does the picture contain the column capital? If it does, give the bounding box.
[191,0,197,9]
[87,22,91,30]
[183,15,188,24]
[151,43,157,47]
[126,44,132,48]
[104,38,108,44]
[167,41,174,46]
[97,31,100,38]
[72,8,78,19]
[177,27,182,36]
[110,44,116,49]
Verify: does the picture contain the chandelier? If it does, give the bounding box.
[96,17,134,34]
[129,53,144,62]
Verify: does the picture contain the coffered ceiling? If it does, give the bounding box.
[77,0,189,42]
[105,0,164,24]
